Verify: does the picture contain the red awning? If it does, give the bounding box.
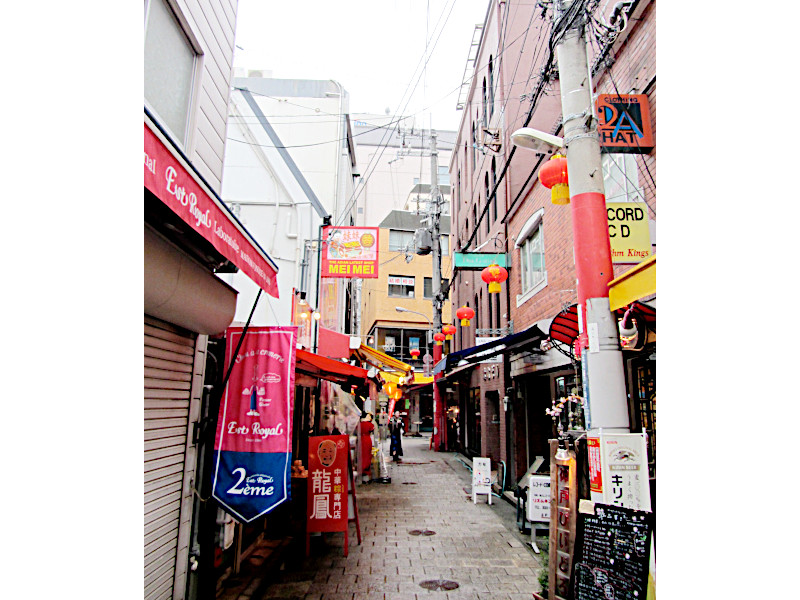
[295,349,369,387]
[144,118,280,298]
[548,301,656,349]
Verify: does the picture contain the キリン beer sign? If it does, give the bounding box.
[596,94,654,153]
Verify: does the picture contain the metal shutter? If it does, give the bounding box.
[145,316,197,600]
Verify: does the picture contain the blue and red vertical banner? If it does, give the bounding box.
[212,327,297,522]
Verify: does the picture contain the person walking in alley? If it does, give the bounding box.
[389,414,404,462]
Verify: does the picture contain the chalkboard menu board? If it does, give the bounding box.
[568,503,653,600]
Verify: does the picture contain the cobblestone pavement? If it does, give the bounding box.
[256,434,544,600]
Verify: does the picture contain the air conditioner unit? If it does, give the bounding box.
[414,228,432,255]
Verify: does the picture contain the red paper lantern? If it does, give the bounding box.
[433,332,446,345]
[442,324,457,340]
[456,305,475,326]
[384,382,397,396]
[409,348,420,358]
[481,263,508,294]
[538,154,570,205]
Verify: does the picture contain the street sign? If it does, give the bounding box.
[453,252,507,269]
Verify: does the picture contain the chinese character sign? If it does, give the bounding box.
[306,435,349,533]
[212,327,297,522]
[321,226,379,278]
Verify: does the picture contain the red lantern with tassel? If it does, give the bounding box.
[442,324,456,340]
[456,305,475,326]
[538,154,570,205]
[409,348,420,359]
[433,332,446,346]
[481,263,508,294]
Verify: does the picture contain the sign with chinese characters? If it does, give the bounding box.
[526,475,551,522]
[306,435,350,533]
[212,327,297,522]
[587,437,603,497]
[387,275,414,286]
[321,226,379,278]
[596,94,654,153]
[569,503,654,600]
[606,201,652,264]
[599,433,651,511]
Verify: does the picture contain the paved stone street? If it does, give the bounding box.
[256,434,544,600]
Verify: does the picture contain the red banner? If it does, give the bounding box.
[306,435,349,533]
[588,437,603,493]
[212,327,297,522]
[321,226,379,278]
[144,122,279,297]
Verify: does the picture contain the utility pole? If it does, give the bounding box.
[554,0,629,432]
[429,131,445,451]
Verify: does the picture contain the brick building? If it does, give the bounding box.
[448,0,656,487]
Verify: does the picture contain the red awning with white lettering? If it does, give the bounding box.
[144,118,280,298]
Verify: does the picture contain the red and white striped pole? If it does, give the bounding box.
[555,0,629,432]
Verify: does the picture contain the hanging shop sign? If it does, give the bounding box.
[606,201,652,264]
[475,337,503,364]
[453,252,507,270]
[144,122,279,297]
[321,226,379,278]
[306,435,350,533]
[212,327,297,522]
[596,94,655,153]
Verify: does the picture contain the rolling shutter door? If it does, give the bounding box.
[144,316,197,600]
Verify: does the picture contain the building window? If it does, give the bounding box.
[516,209,547,300]
[438,166,450,186]
[491,157,498,221]
[485,173,491,233]
[388,229,414,251]
[144,0,199,145]
[602,153,643,202]
[494,293,501,329]
[424,277,450,299]
[488,56,495,119]
[388,275,415,297]
[482,77,488,129]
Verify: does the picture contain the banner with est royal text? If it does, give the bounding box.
[212,327,297,522]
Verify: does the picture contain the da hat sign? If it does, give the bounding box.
[212,327,297,522]
[606,201,651,264]
[596,94,654,153]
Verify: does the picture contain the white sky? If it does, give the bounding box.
[233,0,490,132]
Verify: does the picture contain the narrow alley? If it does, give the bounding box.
[230,435,543,600]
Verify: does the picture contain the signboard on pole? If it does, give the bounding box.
[596,94,654,153]
[598,433,651,511]
[321,226,379,278]
[606,201,652,264]
[212,327,297,522]
[306,435,349,533]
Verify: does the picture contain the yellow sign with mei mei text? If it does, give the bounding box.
[606,201,652,263]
